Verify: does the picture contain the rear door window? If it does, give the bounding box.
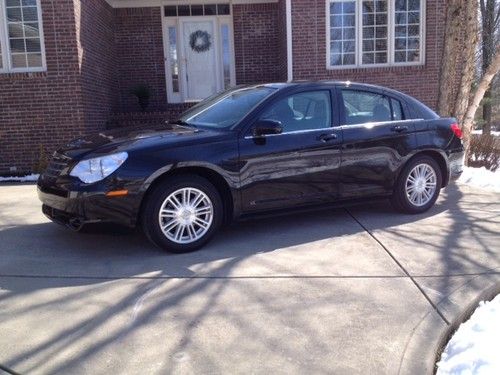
[341,90,393,125]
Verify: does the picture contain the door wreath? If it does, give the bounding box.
[189,30,212,53]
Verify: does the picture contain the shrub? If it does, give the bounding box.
[467,134,499,171]
[32,144,49,174]
[130,84,151,112]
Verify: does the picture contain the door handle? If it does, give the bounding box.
[391,125,408,133]
[318,133,338,142]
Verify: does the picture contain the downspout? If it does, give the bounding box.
[286,0,293,82]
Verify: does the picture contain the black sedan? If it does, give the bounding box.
[38,82,464,252]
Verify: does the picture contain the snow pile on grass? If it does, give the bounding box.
[437,294,500,375]
[458,167,500,192]
[0,174,39,182]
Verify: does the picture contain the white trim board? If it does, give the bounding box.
[107,0,278,8]
[285,0,292,81]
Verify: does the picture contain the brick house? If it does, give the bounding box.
[0,0,446,174]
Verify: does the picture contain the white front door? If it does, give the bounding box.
[181,19,219,101]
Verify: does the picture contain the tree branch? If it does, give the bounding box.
[494,7,500,28]
[463,45,500,135]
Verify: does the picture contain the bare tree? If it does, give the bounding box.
[479,0,500,135]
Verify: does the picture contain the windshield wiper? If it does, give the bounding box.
[168,120,196,128]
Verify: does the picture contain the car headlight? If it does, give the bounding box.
[70,152,128,184]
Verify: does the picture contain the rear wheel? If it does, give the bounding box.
[391,156,442,214]
[142,175,223,253]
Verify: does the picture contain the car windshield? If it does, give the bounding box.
[177,86,276,129]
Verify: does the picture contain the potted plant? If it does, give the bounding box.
[130,84,151,112]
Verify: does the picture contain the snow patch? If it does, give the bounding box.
[437,294,500,375]
[458,167,500,192]
[471,130,500,137]
[0,174,40,182]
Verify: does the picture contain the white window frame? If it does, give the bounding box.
[0,0,47,73]
[326,0,425,70]
[161,6,236,104]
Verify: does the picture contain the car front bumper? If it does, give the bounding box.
[37,179,142,229]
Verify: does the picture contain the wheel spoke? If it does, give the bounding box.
[168,195,182,210]
[181,189,189,205]
[196,206,212,216]
[174,225,184,241]
[162,219,179,233]
[160,209,177,218]
[191,193,205,208]
[194,217,210,229]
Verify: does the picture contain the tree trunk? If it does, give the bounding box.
[462,46,500,161]
[438,0,466,118]
[482,87,492,135]
[453,0,479,125]
[438,0,479,123]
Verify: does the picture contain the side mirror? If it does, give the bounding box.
[253,120,283,137]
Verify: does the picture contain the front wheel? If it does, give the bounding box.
[141,175,223,253]
[391,156,442,214]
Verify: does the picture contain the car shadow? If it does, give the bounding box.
[0,194,451,293]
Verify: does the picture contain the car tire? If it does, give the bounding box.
[391,156,442,214]
[141,174,223,253]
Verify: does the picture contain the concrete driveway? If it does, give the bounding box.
[0,183,499,375]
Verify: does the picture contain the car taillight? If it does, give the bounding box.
[450,123,463,139]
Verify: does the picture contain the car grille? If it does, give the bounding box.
[44,153,71,179]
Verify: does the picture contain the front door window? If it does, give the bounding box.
[261,91,333,133]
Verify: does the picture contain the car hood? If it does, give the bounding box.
[57,124,228,159]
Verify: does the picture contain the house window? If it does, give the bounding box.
[394,0,421,63]
[327,0,424,68]
[0,0,46,72]
[164,4,231,17]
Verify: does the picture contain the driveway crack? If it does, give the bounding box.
[345,208,450,325]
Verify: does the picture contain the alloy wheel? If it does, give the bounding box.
[405,163,437,207]
[158,187,214,244]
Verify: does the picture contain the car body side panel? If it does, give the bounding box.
[339,120,417,198]
[336,86,418,198]
[238,131,343,212]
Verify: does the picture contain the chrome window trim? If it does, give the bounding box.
[243,119,423,139]
[339,118,423,129]
[244,127,342,140]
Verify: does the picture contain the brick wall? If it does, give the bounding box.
[114,7,167,112]
[0,0,86,174]
[291,0,446,110]
[76,0,119,133]
[233,2,285,84]
[276,0,288,81]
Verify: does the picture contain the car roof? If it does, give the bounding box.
[261,80,395,92]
